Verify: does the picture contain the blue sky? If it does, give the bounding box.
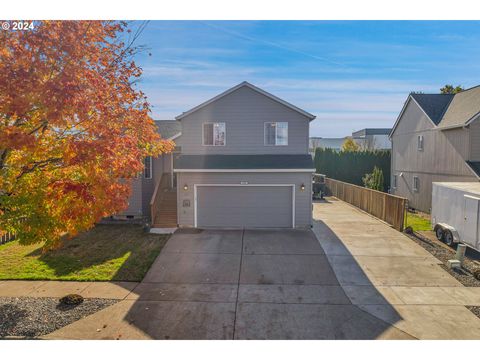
[131,21,480,137]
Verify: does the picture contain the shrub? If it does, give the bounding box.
[59,294,84,306]
[314,147,390,191]
[362,166,384,191]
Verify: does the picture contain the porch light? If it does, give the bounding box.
[183,184,188,191]
[300,183,305,191]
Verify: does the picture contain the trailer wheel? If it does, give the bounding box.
[444,230,454,247]
[434,225,444,241]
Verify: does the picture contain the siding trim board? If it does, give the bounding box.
[193,183,296,228]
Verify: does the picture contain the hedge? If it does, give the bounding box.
[314,148,391,192]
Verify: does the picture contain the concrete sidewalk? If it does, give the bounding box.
[313,198,480,339]
[0,280,138,299]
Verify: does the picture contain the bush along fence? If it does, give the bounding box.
[314,148,391,192]
[325,177,407,232]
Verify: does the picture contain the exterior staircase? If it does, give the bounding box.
[152,188,177,228]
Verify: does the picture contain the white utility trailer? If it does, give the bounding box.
[431,182,480,250]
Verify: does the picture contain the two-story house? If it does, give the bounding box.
[120,82,316,229]
[390,85,480,213]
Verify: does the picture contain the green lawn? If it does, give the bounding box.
[0,224,169,281]
[405,212,432,232]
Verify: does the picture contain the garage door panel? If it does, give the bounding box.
[197,186,292,228]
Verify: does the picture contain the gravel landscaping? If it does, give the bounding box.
[405,232,480,287]
[0,296,118,338]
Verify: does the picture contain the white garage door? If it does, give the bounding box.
[196,185,294,228]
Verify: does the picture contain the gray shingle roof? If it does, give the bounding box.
[437,86,480,128]
[466,161,480,178]
[174,154,314,170]
[154,120,181,139]
[410,93,454,125]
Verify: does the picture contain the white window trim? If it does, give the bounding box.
[417,135,424,151]
[193,184,295,229]
[144,156,152,179]
[202,122,226,146]
[413,176,419,192]
[264,122,289,146]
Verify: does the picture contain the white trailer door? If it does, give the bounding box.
[463,195,480,248]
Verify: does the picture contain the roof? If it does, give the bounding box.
[154,120,181,140]
[352,128,391,137]
[173,154,314,171]
[437,86,480,129]
[433,181,480,194]
[309,137,345,150]
[410,93,454,125]
[175,81,316,121]
[466,161,480,179]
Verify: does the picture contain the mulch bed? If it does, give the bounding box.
[0,297,118,338]
[405,232,480,287]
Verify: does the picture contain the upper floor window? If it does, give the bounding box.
[144,156,152,179]
[413,176,419,192]
[203,122,226,146]
[417,135,424,151]
[264,122,288,146]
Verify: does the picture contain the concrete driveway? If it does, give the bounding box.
[45,198,480,339]
[118,228,412,339]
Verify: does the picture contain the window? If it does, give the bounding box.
[264,122,288,146]
[417,135,424,151]
[144,156,152,179]
[393,175,397,189]
[413,176,419,192]
[203,123,225,146]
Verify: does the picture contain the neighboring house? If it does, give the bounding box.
[309,128,391,155]
[122,81,316,229]
[352,128,391,150]
[390,86,480,213]
[309,137,345,153]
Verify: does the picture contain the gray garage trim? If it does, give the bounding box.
[194,184,295,229]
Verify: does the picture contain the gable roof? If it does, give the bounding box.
[466,161,480,179]
[154,120,181,140]
[437,85,480,129]
[175,81,316,121]
[410,93,454,125]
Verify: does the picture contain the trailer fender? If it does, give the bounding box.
[436,223,460,243]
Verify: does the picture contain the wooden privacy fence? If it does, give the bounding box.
[0,230,15,245]
[325,177,407,232]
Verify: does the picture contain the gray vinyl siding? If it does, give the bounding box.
[121,177,143,216]
[391,99,477,212]
[470,119,480,161]
[177,86,310,155]
[121,153,171,218]
[176,172,312,228]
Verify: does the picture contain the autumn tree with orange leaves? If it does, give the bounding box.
[0,21,174,248]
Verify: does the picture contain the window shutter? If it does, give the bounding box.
[203,123,214,145]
